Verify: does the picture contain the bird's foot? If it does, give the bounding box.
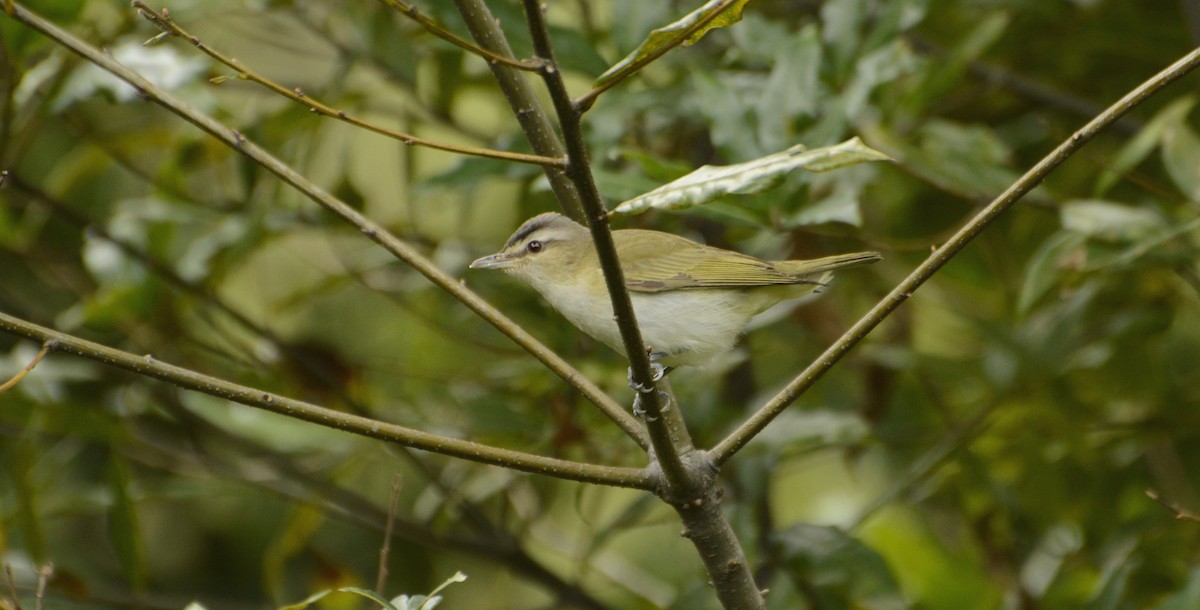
[633,390,671,421]
[626,362,669,394]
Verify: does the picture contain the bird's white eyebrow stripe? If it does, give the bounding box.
[504,216,556,249]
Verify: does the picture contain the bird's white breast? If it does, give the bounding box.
[525,272,763,367]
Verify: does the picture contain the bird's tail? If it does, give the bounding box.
[775,251,882,278]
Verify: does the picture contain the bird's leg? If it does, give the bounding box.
[629,348,672,420]
[626,350,672,394]
[632,389,671,421]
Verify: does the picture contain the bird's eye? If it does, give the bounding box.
[526,240,543,253]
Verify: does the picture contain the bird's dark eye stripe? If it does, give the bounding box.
[526,240,543,253]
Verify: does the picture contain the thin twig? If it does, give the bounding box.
[378,0,544,71]
[713,45,1200,465]
[4,563,20,610]
[850,400,999,530]
[376,473,402,594]
[33,564,50,610]
[2,1,648,448]
[1146,489,1200,522]
[130,2,563,168]
[573,0,742,112]
[0,340,52,393]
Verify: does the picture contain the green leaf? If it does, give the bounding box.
[901,119,1020,201]
[1161,113,1200,202]
[278,589,333,610]
[611,138,891,216]
[107,455,146,589]
[906,11,1009,114]
[1017,231,1086,316]
[1153,566,1200,610]
[776,524,906,609]
[1059,199,1164,242]
[1094,96,1194,196]
[337,587,402,610]
[424,571,468,600]
[1087,537,1139,610]
[594,0,749,88]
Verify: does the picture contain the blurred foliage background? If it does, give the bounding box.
[2,0,1200,608]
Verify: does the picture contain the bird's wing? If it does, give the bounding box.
[615,230,803,293]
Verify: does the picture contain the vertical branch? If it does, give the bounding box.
[520,3,765,610]
[517,0,686,483]
[451,0,585,221]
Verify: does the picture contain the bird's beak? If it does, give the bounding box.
[469,252,514,270]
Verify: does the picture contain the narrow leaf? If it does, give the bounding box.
[594,0,749,88]
[1059,199,1164,242]
[423,571,468,601]
[1161,116,1200,202]
[338,587,402,610]
[1017,231,1086,316]
[107,455,146,589]
[1094,97,1194,196]
[278,589,333,610]
[612,137,892,216]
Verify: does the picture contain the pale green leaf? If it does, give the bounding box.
[1059,200,1164,241]
[1161,115,1200,202]
[612,138,892,216]
[1154,566,1200,610]
[594,0,749,88]
[1017,231,1086,316]
[107,456,145,589]
[424,571,468,600]
[1094,96,1194,196]
[338,587,401,610]
[278,589,333,610]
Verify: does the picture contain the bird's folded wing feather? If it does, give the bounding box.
[615,231,802,292]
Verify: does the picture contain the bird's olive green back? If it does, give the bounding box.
[612,229,850,293]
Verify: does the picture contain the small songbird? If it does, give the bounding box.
[471,212,880,371]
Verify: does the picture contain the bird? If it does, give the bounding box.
[470,212,880,374]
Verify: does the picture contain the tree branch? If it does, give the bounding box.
[572,0,743,113]
[0,310,652,489]
[121,394,616,610]
[713,44,1200,465]
[2,1,650,449]
[451,0,585,221]
[521,4,764,609]
[377,0,544,72]
[519,0,684,483]
[130,1,562,168]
